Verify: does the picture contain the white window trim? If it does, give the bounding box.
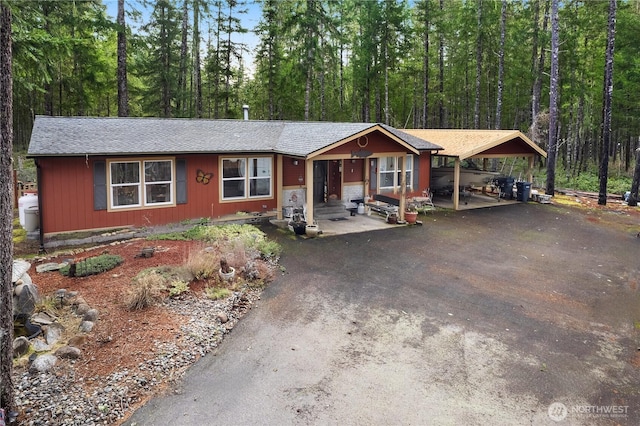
[379,154,413,191]
[107,157,176,211]
[221,156,273,201]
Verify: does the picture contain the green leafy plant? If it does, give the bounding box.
[59,254,123,277]
[169,280,189,297]
[205,286,231,300]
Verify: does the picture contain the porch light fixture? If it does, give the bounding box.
[292,159,299,166]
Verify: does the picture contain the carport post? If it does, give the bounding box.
[527,156,534,185]
[453,158,460,210]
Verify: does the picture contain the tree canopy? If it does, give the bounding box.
[8,0,640,177]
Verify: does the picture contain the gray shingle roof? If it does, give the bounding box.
[27,116,442,157]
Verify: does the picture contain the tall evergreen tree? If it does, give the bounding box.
[598,0,617,205]
[546,0,559,196]
[117,0,129,116]
[0,0,15,418]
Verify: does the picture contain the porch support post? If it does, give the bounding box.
[276,154,283,220]
[364,157,370,199]
[399,156,406,221]
[305,158,314,225]
[527,156,534,185]
[453,157,460,210]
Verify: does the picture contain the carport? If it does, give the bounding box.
[401,129,547,210]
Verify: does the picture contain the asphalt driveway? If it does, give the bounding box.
[126,203,640,425]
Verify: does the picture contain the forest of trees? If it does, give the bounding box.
[7,0,640,178]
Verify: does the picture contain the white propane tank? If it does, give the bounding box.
[18,192,38,228]
[357,203,365,214]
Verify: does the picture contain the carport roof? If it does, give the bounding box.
[399,129,546,160]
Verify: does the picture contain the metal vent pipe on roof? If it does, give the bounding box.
[242,105,249,121]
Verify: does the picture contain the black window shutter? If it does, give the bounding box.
[413,155,420,189]
[176,159,187,204]
[94,161,107,210]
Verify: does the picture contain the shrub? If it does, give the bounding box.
[125,270,166,310]
[60,254,123,277]
[255,239,282,261]
[186,249,219,280]
[168,280,189,297]
[205,286,231,300]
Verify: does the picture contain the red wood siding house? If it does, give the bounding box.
[27,117,442,239]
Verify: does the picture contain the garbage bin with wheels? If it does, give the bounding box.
[516,182,532,202]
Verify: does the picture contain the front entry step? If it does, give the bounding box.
[314,201,348,220]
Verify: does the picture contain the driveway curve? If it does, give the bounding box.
[126,203,640,425]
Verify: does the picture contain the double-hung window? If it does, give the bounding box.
[222,156,272,200]
[379,155,413,190]
[109,159,174,209]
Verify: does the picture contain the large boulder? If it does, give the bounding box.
[13,282,40,317]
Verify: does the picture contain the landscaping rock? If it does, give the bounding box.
[13,337,30,358]
[44,323,64,346]
[54,346,82,360]
[12,260,31,283]
[31,311,57,325]
[14,283,40,317]
[75,303,91,316]
[35,262,62,273]
[217,312,229,323]
[67,335,87,347]
[83,308,99,322]
[31,339,51,353]
[79,321,95,333]
[29,354,57,373]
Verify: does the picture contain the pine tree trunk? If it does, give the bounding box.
[117,0,129,117]
[629,148,640,206]
[193,0,202,118]
[422,1,429,128]
[546,0,560,196]
[0,1,16,416]
[178,0,188,116]
[532,0,549,131]
[438,0,445,127]
[598,0,617,206]
[495,0,506,130]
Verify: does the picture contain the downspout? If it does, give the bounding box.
[34,158,45,253]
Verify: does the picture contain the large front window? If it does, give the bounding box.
[222,157,272,200]
[379,155,413,190]
[109,159,174,209]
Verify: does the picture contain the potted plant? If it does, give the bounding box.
[405,203,419,224]
[219,258,235,281]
